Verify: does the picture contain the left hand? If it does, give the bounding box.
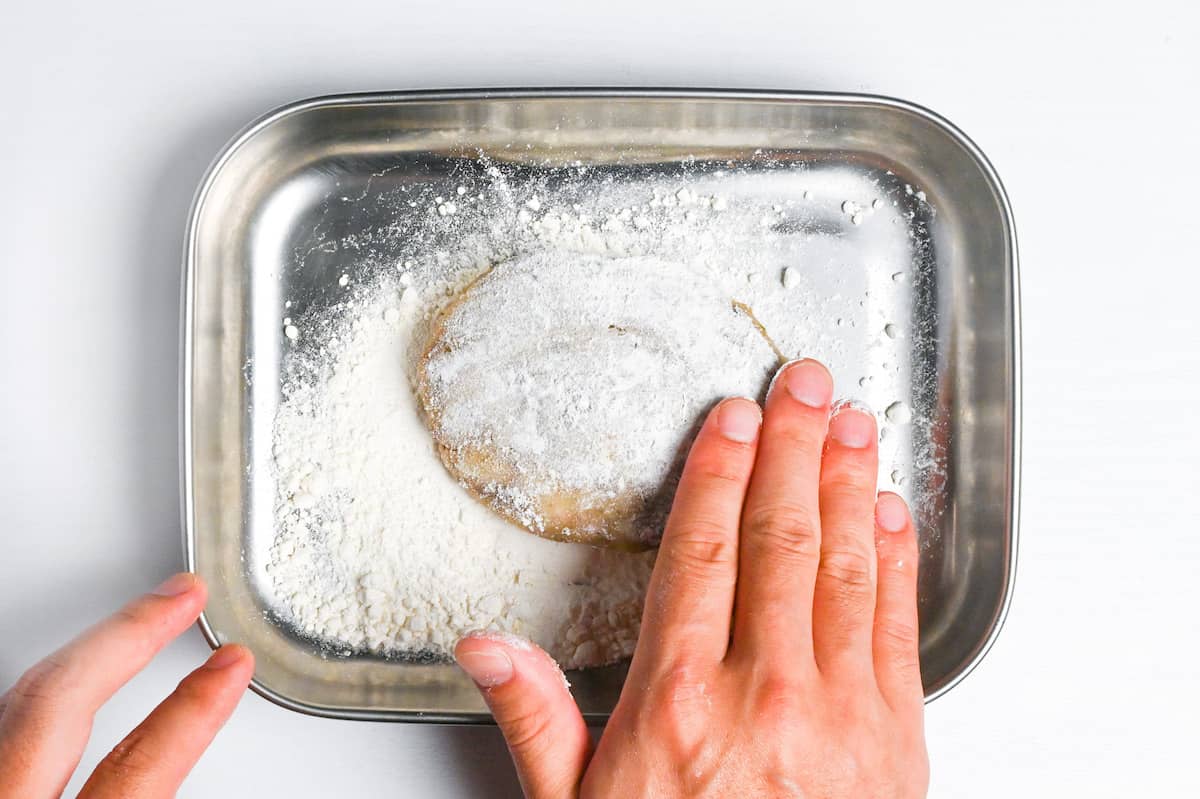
[0,573,253,798]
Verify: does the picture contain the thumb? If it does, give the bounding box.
[455,632,591,799]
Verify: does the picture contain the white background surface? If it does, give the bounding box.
[3,1,1198,796]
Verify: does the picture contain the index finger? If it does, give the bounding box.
[0,573,208,798]
[629,398,761,676]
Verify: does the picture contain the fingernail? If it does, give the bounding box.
[780,359,833,408]
[205,644,247,670]
[876,493,910,533]
[152,572,197,597]
[828,401,876,448]
[716,398,762,443]
[455,648,514,688]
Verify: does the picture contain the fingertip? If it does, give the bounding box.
[455,631,566,691]
[772,358,834,408]
[203,644,253,673]
[151,572,201,598]
[713,397,762,443]
[875,492,913,534]
[455,636,516,688]
[827,400,877,449]
[148,574,208,621]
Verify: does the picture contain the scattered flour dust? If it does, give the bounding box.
[268,277,653,669]
[265,157,940,670]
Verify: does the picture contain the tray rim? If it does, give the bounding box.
[181,87,1021,723]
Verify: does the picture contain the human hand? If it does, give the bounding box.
[455,359,928,798]
[0,573,254,798]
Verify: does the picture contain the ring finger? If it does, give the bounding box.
[812,402,880,678]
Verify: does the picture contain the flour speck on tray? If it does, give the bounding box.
[265,155,943,669]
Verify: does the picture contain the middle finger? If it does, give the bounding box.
[731,359,832,662]
[78,645,254,799]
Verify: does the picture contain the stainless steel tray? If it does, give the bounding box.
[183,89,1020,722]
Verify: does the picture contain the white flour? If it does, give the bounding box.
[421,252,779,546]
[269,280,654,668]
[266,158,940,668]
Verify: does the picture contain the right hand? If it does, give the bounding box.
[455,358,929,797]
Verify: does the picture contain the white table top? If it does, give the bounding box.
[2,1,1198,795]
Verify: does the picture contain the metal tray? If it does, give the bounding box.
[183,89,1020,722]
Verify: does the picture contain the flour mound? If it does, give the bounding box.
[269,283,656,670]
[419,253,780,549]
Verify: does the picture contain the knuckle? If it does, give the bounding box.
[744,505,821,563]
[111,602,164,656]
[878,618,920,654]
[12,655,70,707]
[650,665,715,750]
[95,731,157,786]
[654,663,710,706]
[498,704,556,755]
[757,672,801,703]
[664,522,736,573]
[877,621,923,686]
[892,660,925,694]
[753,673,804,721]
[170,673,214,709]
[820,474,875,510]
[819,548,876,599]
[114,600,160,631]
[691,452,749,487]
